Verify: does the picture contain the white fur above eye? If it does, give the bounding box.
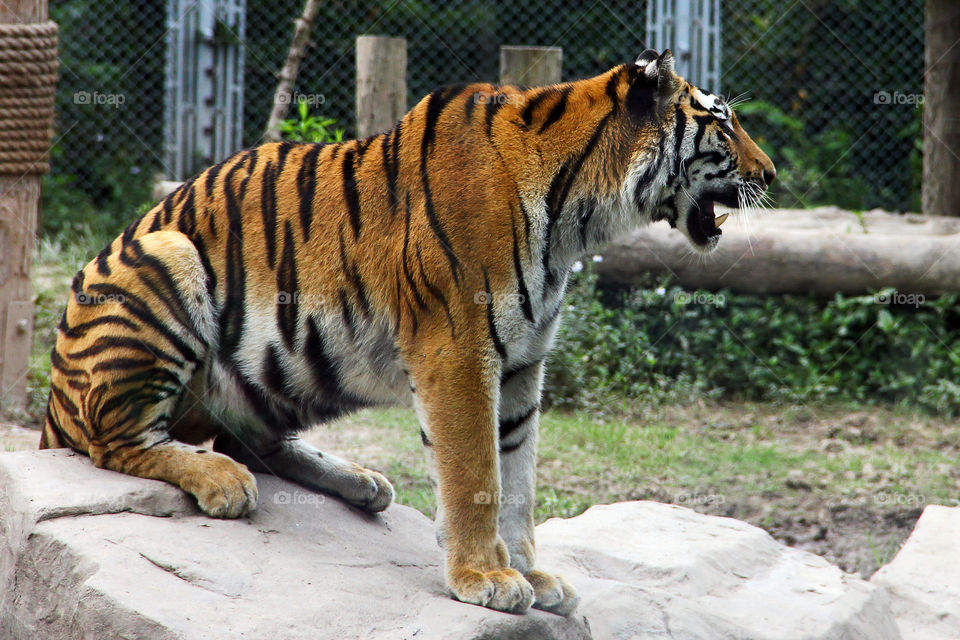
[692,88,731,120]
[712,98,732,120]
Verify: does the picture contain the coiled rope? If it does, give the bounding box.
[0,21,58,175]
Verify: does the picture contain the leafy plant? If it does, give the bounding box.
[278,99,345,143]
[41,140,154,238]
[735,101,873,210]
[543,267,960,417]
[722,0,922,212]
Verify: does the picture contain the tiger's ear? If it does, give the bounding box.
[655,50,681,99]
[628,49,681,119]
[635,49,659,70]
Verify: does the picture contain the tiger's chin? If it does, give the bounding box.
[682,185,740,253]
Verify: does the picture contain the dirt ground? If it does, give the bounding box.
[649,404,953,576]
[0,423,41,453]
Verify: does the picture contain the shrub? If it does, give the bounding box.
[279,100,345,143]
[544,267,960,416]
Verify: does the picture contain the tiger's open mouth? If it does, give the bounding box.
[685,186,740,249]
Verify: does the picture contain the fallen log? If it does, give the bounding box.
[596,207,960,297]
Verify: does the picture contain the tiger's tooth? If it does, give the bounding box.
[714,212,729,227]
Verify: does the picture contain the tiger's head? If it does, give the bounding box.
[622,49,776,252]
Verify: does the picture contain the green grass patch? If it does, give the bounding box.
[333,404,958,532]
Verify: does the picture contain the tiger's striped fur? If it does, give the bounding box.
[41,49,774,615]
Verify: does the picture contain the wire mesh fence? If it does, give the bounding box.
[722,0,924,213]
[46,0,924,239]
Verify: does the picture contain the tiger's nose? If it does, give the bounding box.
[762,167,776,186]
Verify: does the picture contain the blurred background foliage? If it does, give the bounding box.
[722,0,923,212]
[46,0,164,236]
[545,268,960,418]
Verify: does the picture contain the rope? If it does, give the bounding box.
[0,128,48,141]
[0,21,59,175]
[0,120,50,132]
[0,96,54,109]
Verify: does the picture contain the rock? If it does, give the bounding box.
[0,450,587,640]
[537,502,899,640]
[871,505,960,640]
[0,450,901,639]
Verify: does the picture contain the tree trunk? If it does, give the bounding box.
[263,0,324,142]
[595,208,960,296]
[923,0,960,216]
[0,0,52,419]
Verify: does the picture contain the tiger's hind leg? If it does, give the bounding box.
[53,230,258,518]
[213,433,394,513]
[497,359,578,615]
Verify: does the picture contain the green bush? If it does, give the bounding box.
[46,0,165,238]
[544,267,960,417]
[735,100,884,211]
[279,100,345,143]
[41,141,154,238]
[722,0,922,212]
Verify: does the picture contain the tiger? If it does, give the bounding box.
[41,49,775,615]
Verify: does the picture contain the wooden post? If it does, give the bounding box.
[355,35,406,139]
[923,0,960,216]
[0,0,53,418]
[499,46,562,86]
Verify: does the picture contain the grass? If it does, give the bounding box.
[306,401,960,577]
[296,399,960,577]
[867,533,900,570]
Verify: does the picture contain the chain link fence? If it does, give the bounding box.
[46,0,923,239]
[723,0,924,213]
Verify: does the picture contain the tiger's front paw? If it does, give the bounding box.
[182,452,258,519]
[526,569,579,616]
[356,468,395,513]
[338,465,394,513]
[449,565,535,614]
